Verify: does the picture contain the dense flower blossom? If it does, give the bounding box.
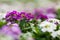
[46,8,56,19]
[5,8,56,22]
[0,31,14,40]
[47,8,56,13]
[51,31,58,38]
[46,13,56,18]
[38,13,48,19]
[25,13,34,20]
[34,8,48,19]
[0,8,60,40]
[17,12,26,21]
[34,8,56,19]
[38,21,57,32]
[5,11,19,22]
[1,22,22,40]
[51,30,60,38]
[20,32,34,40]
[46,18,60,25]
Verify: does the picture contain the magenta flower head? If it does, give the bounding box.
[5,10,19,22]
[46,8,56,19]
[34,8,56,19]
[36,13,48,19]
[47,8,56,13]
[26,13,34,20]
[1,22,22,40]
[17,12,26,20]
[17,12,34,21]
[20,12,26,17]
[34,8,48,19]
[35,12,48,19]
[46,13,56,19]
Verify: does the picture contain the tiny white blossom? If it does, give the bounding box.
[39,21,57,32]
[47,18,60,24]
[51,31,58,38]
[30,23,37,33]
[20,32,34,40]
[56,30,60,35]
[37,19,41,23]
[51,30,60,38]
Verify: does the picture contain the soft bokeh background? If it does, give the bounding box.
[0,0,60,19]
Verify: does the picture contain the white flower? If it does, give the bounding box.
[30,23,36,33]
[0,35,14,40]
[39,21,57,32]
[20,32,34,40]
[47,18,60,24]
[51,31,58,38]
[0,13,6,20]
[37,19,41,23]
[51,30,60,38]
[56,30,60,35]
[25,32,34,40]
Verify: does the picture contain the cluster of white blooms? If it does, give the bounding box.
[38,21,57,32]
[38,18,60,38]
[20,32,34,40]
[47,18,60,24]
[51,30,60,38]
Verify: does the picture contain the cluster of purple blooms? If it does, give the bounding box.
[34,8,56,19]
[5,8,56,23]
[1,22,22,40]
[5,11,34,22]
[0,8,57,40]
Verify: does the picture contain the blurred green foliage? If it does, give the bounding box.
[56,9,60,20]
[0,20,6,28]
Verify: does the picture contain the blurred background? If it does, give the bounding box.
[0,0,60,19]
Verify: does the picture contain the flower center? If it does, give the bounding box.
[13,14,17,16]
[9,24,13,27]
[45,25,49,28]
[21,14,25,17]
[50,20,53,22]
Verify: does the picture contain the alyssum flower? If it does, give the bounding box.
[0,31,14,40]
[51,30,60,38]
[47,18,60,25]
[1,22,22,40]
[5,11,19,22]
[38,21,57,32]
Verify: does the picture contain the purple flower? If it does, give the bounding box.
[34,8,56,19]
[1,22,22,40]
[20,12,26,17]
[35,13,48,19]
[26,13,34,20]
[45,8,56,19]
[17,12,34,21]
[5,11,19,22]
[46,13,56,19]
[47,8,56,13]
[17,12,26,20]
[34,8,48,19]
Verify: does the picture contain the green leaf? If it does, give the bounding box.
[56,9,60,19]
[0,20,6,28]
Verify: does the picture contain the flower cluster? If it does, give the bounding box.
[39,18,60,37]
[5,8,56,23]
[0,8,60,40]
[5,11,34,23]
[0,22,22,40]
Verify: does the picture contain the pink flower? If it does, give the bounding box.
[1,22,22,40]
[46,13,56,19]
